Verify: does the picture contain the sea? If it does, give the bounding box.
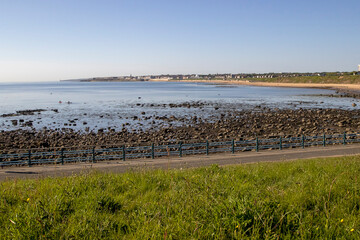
[0,81,357,131]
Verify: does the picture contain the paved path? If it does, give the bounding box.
[1,144,360,181]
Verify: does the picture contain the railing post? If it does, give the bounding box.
[92,147,96,163]
[206,140,209,155]
[151,143,155,159]
[122,145,126,161]
[61,148,64,165]
[231,139,235,154]
[256,138,259,152]
[28,150,32,167]
[302,135,305,149]
[179,142,183,157]
[323,133,326,147]
[279,136,282,150]
[343,132,346,145]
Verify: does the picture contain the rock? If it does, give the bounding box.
[24,121,33,127]
[0,107,359,151]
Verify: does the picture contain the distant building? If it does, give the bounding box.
[358,64,360,72]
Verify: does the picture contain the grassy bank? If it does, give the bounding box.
[0,156,359,239]
[246,75,360,84]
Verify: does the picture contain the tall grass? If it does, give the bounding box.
[0,156,359,239]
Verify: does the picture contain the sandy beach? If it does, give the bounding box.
[152,79,360,92]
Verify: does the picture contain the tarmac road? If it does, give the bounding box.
[1,144,360,181]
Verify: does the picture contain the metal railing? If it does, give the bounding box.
[0,132,359,167]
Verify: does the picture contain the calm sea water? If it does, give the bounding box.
[0,81,357,131]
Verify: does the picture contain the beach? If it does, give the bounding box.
[151,79,360,97]
[0,81,359,151]
[1,108,359,150]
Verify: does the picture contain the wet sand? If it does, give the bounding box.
[152,79,360,96]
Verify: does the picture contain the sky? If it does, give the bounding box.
[0,0,360,82]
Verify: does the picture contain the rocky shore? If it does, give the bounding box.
[0,108,359,150]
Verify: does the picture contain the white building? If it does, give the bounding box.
[358,64,360,72]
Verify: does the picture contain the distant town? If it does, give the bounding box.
[62,70,360,82]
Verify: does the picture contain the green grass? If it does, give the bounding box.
[245,75,360,84]
[1,156,360,239]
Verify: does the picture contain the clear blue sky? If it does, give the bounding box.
[1,0,360,82]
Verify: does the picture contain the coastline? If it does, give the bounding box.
[152,79,360,92]
[63,78,360,94]
[1,79,360,150]
[2,108,359,150]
